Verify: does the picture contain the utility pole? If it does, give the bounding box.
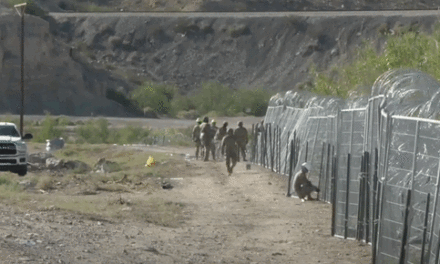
[14,3,26,137]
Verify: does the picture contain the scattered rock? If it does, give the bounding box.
[28,152,54,164]
[94,158,120,173]
[46,158,64,170]
[161,182,173,190]
[64,160,91,173]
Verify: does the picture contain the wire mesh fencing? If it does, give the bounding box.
[250,91,440,263]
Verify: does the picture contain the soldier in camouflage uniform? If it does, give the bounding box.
[200,117,215,161]
[221,128,238,175]
[234,121,248,162]
[192,118,202,160]
[215,121,228,160]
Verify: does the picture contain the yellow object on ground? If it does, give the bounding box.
[146,156,156,167]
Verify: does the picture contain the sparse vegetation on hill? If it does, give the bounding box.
[29,0,440,12]
[130,81,270,118]
[308,22,440,98]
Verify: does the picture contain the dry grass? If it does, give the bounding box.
[2,143,189,227]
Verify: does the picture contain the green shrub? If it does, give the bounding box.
[32,114,63,143]
[114,125,151,144]
[130,82,176,115]
[229,25,251,38]
[76,118,110,144]
[174,19,200,35]
[309,26,440,98]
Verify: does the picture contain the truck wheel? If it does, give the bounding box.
[16,165,27,176]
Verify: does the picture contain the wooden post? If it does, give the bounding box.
[399,189,412,264]
[420,193,431,264]
[344,153,351,239]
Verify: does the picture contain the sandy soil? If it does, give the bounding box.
[0,145,371,264]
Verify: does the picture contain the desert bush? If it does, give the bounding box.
[176,110,198,120]
[377,23,390,35]
[201,25,214,34]
[174,19,200,35]
[229,25,251,38]
[76,118,110,144]
[32,114,63,143]
[130,82,176,115]
[111,125,151,145]
[108,36,123,47]
[309,24,440,98]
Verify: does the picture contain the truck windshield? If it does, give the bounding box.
[0,126,20,137]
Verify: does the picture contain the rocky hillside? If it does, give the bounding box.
[27,0,440,12]
[2,0,440,116]
[0,7,141,116]
[52,12,440,95]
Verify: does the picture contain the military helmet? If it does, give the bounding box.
[238,121,243,127]
[203,116,209,123]
[223,121,228,127]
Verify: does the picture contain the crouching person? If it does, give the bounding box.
[293,162,320,202]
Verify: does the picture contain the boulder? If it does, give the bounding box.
[64,160,91,173]
[28,152,54,164]
[94,158,120,173]
[46,158,64,170]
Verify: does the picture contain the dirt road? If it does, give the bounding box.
[0,146,370,263]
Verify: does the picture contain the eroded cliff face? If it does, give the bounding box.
[2,9,439,116]
[0,11,132,116]
[53,13,439,95]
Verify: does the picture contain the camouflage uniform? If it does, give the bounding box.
[210,122,218,161]
[192,122,202,160]
[221,129,238,175]
[234,121,248,162]
[200,122,214,161]
[215,122,228,159]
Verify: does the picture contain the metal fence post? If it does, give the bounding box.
[284,131,290,175]
[287,140,294,197]
[399,189,412,264]
[318,142,325,201]
[251,124,255,163]
[420,193,431,264]
[357,154,365,241]
[345,153,351,239]
[426,152,440,263]
[331,154,337,237]
[365,151,371,243]
[404,120,420,262]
